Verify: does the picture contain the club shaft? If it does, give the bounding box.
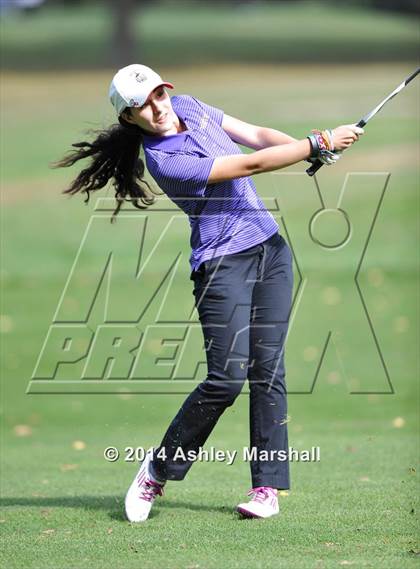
[404,67,420,85]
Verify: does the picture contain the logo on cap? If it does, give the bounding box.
[133,72,148,84]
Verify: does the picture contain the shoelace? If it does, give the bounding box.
[139,479,165,503]
[247,486,276,504]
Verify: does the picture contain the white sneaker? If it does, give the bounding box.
[237,487,279,519]
[125,448,165,522]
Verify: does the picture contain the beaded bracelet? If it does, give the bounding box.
[311,129,332,151]
[323,129,334,151]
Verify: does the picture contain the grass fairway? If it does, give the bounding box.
[1,64,419,568]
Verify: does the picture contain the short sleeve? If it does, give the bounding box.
[153,153,215,198]
[190,96,224,127]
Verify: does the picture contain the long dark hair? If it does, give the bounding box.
[52,115,160,221]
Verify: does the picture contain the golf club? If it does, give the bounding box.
[306,67,420,177]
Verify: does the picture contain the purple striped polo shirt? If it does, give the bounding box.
[142,95,279,271]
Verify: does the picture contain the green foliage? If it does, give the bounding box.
[0,2,418,70]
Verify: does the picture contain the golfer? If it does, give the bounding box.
[56,64,363,521]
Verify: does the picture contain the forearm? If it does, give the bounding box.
[252,126,298,149]
[222,114,298,150]
[251,139,311,173]
[208,139,311,183]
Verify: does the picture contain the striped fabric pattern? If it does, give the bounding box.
[143,95,279,271]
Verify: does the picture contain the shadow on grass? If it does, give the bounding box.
[0,495,231,521]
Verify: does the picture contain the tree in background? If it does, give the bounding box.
[108,0,137,67]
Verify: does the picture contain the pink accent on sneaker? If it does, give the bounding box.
[237,486,279,519]
[247,486,277,502]
[139,479,164,503]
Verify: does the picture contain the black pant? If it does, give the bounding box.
[152,232,293,489]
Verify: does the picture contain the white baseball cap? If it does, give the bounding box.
[109,64,174,116]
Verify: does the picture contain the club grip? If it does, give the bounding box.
[306,159,323,177]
